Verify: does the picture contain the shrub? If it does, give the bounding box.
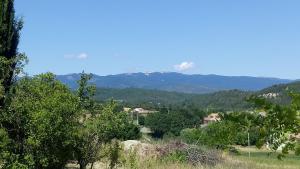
[156,141,223,166]
[227,146,240,155]
[186,146,222,166]
[163,150,187,163]
[127,148,138,169]
[108,140,123,169]
[180,122,239,149]
[180,128,203,144]
[232,126,260,146]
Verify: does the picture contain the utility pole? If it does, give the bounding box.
[137,112,139,125]
[248,131,251,158]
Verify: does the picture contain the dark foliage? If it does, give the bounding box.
[145,106,206,138]
[0,0,27,107]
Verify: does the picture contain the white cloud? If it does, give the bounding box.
[77,53,88,59]
[64,53,88,60]
[174,61,195,71]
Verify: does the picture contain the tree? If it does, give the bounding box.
[180,121,239,149]
[74,72,101,169]
[74,72,140,169]
[74,100,140,169]
[77,72,96,113]
[250,94,300,158]
[201,121,239,149]
[145,107,203,138]
[0,0,27,108]
[1,73,79,168]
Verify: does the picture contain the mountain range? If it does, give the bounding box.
[57,72,292,94]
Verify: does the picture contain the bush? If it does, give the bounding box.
[180,121,253,150]
[180,128,203,144]
[163,150,187,163]
[228,146,240,155]
[156,141,223,166]
[127,148,138,169]
[181,122,239,149]
[186,146,222,166]
[138,115,145,125]
[234,128,260,146]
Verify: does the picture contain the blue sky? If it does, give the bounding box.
[15,0,300,79]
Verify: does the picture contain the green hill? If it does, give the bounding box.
[95,88,253,111]
[257,81,300,105]
[94,81,300,111]
[259,81,300,94]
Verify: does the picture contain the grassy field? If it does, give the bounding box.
[66,147,300,169]
[131,147,300,169]
[228,147,300,169]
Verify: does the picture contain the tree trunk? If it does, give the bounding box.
[90,162,94,169]
[80,164,87,169]
[79,160,87,169]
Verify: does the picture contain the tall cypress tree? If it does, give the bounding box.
[0,0,23,107]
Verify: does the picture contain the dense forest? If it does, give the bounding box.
[94,81,300,111]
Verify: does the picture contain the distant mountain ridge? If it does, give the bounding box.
[56,72,292,94]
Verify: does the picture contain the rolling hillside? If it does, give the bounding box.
[94,81,300,111]
[95,87,253,111]
[257,81,300,105]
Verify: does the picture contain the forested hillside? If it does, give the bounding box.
[257,81,300,105]
[95,88,253,111]
[94,81,300,111]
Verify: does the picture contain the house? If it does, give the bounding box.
[261,93,279,99]
[132,108,158,116]
[203,113,220,125]
[123,107,131,112]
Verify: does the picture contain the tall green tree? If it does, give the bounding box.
[74,72,140,169]
[0,0,27,108]
[77,72,96,112]
[74,72,100,169]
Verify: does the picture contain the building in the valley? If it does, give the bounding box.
[203,113,220,125]
[132,108,158,116]
[123,107,131,112]
[261,93,279,99]
[126,107,158,125]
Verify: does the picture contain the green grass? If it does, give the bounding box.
[134,147,300,169]
[228,147,300,169]
[66,146,300,169]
